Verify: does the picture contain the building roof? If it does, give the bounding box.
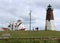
[48,4,52,8]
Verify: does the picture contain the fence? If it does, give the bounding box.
[0,37,60,43]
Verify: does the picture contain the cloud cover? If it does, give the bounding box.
[0,0,60,30]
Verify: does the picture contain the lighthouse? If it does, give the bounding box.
[45,4,55,31]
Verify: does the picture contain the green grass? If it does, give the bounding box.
[0,30,60,38]
[0,38,58,43]
[0,30,60,43]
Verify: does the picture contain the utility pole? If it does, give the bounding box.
[29,10,32,30]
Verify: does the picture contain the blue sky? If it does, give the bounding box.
[0,0,60,31]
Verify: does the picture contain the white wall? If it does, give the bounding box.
[45,20,56,30]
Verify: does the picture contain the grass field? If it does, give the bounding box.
[0,30,60,43]
[0,30,60,38]
[0,38,58,43]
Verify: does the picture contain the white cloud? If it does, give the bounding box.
[0,0,60,30]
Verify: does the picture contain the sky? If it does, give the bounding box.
[0,0,60,31]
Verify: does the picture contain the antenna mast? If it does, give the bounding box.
[29,10,32,30]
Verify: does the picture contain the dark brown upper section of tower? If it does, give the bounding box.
[46,4,54,21]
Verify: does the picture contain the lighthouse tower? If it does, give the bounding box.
[45,4,55,31]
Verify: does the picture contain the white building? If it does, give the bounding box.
[8,20,26,30]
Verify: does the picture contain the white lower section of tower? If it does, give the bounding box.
[45,20,56,30]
